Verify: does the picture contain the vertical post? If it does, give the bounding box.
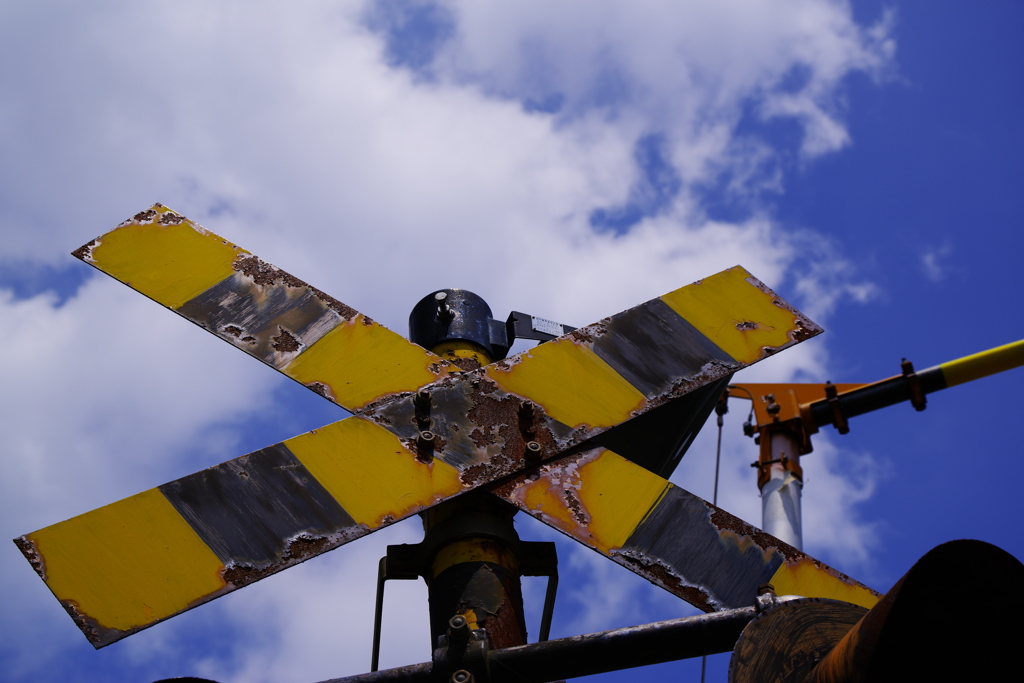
[409,291,530,655]
[758,426,803,550]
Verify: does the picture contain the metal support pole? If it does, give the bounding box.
[758,427,803,550]
[407,289,532,676]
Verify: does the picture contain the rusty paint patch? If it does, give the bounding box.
[613,550,715,611]
[709,505,801,563]
[306,285,358,320]
[13,536,45,580]
[562,487,588,526]
[61,599,109,648]
[306,382,332,399]
[492,448,597,543]
[567,323,601,345]
[736,321,759,331]
[158,211,184,225]
[221,527,366,588]
[132,208,158,224]
[638,359,737,414]
[233,254,307,289]
[271,327,300,352]
[452,357,482,371]
[71,238,99,262]
[744,274,823,344]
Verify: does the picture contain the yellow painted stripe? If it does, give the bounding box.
[660,266,804,363]
[940,339,1024,387]
[87,204,246,310]
[83,204,450,412]
[485,339,647,430]
[769,559,879,610]
[288,416,464,528]
[431,539,518,577]
[511,449,668,554]
[284,315,448,411]
[26,488,225,633]
[576,450,671,552]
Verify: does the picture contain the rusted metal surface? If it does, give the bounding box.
[157,441,370,590]
[492,446,879,614]
[19,206,833,649]
[362,275,800,486]
[364,372,575,486]
[729,598,868,683]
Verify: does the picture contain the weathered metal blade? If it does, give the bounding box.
[32,214,826,649]
[482,266,818,434]
[366,266,821,484]
[14,416,466,648]
[491,446,880,612]
[73,204,455,412]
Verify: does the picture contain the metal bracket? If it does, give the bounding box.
[519,542,559,642]
[824,382,849,434]
[505,311,576,344]
[433,616,491,683]
[370,540,558,671]
[901,358,927,412]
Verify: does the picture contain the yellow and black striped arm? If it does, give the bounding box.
[795,339,1024,430]
[15,416,467,648]
[364,266,822,484]
[73,204,454,412]
[490,447,880,612]
[481,266,818,433]
[22,207,834,649]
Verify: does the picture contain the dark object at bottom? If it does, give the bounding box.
[730,539,1024,682]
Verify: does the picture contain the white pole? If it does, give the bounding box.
[760,430,803,550]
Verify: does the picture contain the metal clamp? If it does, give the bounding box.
[901,358,927,412]
[433,615,491,683]
[824,382,849,434]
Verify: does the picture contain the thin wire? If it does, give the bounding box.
[713,409,724,507]
[701,407,726,683]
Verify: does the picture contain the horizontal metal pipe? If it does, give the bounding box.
[939,338,1024,387]
[322,607,758,683]
[487,606,756,681]
[808,367,945,428]
[808,340,1024,429]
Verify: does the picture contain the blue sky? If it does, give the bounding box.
[1,2,1022,681]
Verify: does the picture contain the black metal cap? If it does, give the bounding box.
[409,289,510,360]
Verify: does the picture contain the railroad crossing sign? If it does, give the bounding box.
[15,203,880,649]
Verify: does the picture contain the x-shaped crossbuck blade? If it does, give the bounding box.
[15,204,880,648]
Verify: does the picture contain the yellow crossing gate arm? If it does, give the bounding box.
[491,447,880,612]
[16,416,465,648]
[74,204,455,412]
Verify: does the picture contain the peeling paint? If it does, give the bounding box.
[744,274,823,345]
[221,528,366,588]
[612,549,719,612]
[13,536,45,580]
[271,327,300,353]
[158,211,185,225]
[70,238,99,262]
[36,214,836,648]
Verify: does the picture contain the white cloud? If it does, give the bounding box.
[920,241,954,283]
[0,1,895,680]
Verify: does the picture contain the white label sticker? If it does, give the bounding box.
[531,316,564,337]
